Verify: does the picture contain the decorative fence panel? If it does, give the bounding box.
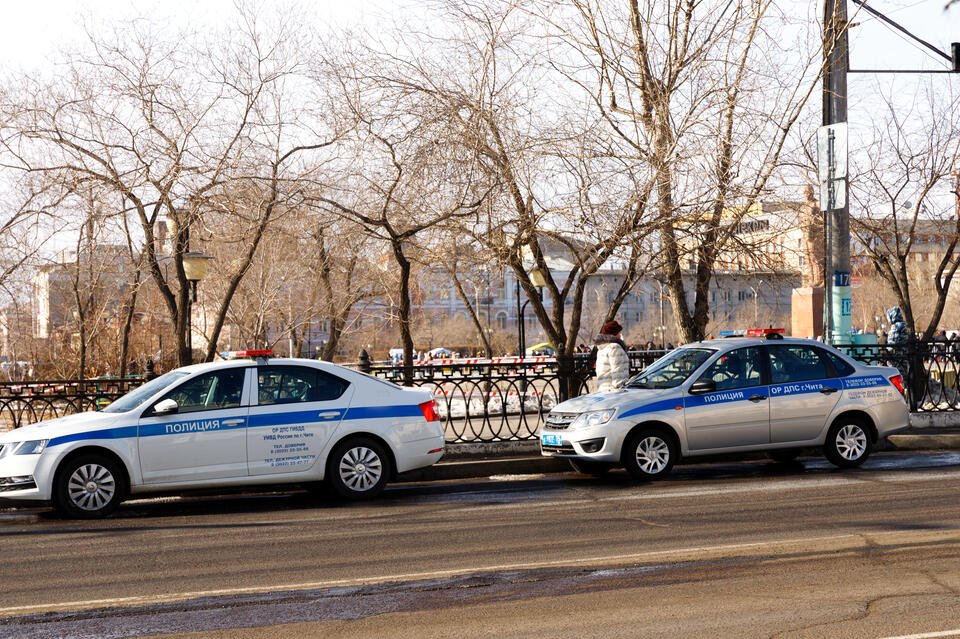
[0,379,143,430]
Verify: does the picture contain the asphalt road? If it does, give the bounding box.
[3,452,960,638]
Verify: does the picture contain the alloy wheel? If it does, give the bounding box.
[338,446,383,492]
[835,424,867,461]
[67,463,117,512]
[635,436,670,474]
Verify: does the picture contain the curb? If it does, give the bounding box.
[887,433,960,451]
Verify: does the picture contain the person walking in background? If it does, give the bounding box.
[594,320,630,392]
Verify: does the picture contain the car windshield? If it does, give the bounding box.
[100,371,190,413]
[625,348,716,389]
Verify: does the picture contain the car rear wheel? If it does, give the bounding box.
[568,459,613,476]
[52,454,126,519]
[327,437,391,500]
[824,419,871,468]
[622,429,676,481]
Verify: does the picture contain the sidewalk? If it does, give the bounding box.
[397,427,960,483]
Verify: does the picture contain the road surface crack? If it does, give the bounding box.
[621,515,671,528]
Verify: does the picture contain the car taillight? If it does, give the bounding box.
[419,400,440,422]
[889,374,906,396]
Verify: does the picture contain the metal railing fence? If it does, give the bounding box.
[0,378,143,430]
[835,342,959,412]
[3,342,959,442]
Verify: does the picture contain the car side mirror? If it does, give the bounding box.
[689,379,716,395]
[151,398,179,416]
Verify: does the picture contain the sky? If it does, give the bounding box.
[1,0,959,209]
[846,0,960,69]
[1,0,958,67]
[0,0,396,70]
[2,1,959,99]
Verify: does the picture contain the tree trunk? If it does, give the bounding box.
[117,272,141,377]
[449,270,492,357]
[392,241,415,385]
[322,314,346,361]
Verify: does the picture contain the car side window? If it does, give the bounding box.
[697,347,764,391]
[768,345,829,384]
[162,369,246,414]
[822,350,856,377]
[257,366,349,405]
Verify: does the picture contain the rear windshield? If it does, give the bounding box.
[353,370,404,390]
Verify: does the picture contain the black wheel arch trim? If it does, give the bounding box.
[623,421,683,457]
[54,446,131,497]
[829,410,878,444]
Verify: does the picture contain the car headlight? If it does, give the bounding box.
[6,440,49,456]
[572,410,616,429]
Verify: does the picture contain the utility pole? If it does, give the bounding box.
[821,0,852,344]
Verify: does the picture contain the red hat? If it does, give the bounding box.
[601,320,623,335]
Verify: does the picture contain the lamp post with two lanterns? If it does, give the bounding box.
[516,266,547,358]
[182,251,213,364]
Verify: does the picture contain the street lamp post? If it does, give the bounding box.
[182,251,212,364]
[655,280,667,347]
[653,325,667,350]
[749,279,764,324]
[657,279,665,336]
[517,267,547,357]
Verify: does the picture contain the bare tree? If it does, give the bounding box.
[549,0,821,343]
[425,238,502,358]
[356,1,660,375]
[314,49,492,381]
[850,86,960,340]
[0,7,329,366]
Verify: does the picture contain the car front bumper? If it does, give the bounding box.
[0,453,46,501]
[539,423,625,462]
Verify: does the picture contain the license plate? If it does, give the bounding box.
[541,433,563,447]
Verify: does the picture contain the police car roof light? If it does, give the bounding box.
[745,328,785,337]
[223,349,274,360]
[718,329,746,338]
[719,328,785,339]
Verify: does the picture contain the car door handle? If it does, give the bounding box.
[748,394,767,402]
[318,411,341,419]
[819,387,838,394]
[222,418,245,426]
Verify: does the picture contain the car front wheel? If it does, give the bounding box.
[52,454,126,518]
[327,437,391,500]
[824,419,871,468]
[622,429,676,480]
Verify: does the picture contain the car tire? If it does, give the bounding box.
[52,454,126,519]
[824,419,871,468]
[327,437,391,500]
[568,459,613,476]
[622,428,677,481]
[767,449,801,464]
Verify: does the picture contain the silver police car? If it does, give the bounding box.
[541,336,910,478]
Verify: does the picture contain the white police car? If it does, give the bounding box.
[0,351,445,517]
[541,336,910,478]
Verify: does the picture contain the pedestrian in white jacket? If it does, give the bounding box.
[594,320,630,392]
